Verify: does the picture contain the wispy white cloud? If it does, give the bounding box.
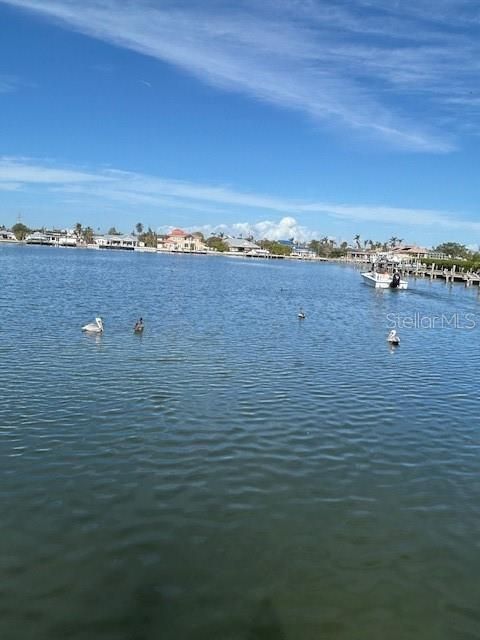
[0,74,22,93]
[0,157,108,183]
[0,182,21,191]
[4,0,479,151]
[1,156,479,235]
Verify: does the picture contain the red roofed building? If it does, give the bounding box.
[170,228,187,237]
[157,228,206,253]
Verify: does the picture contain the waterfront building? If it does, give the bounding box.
[94,234,138,250]
[291,246,316,259]
[55,231,77,247]
[347,245,447,265]
[389,245,427,261]
[25,230,77,246]
[346,248,379,262]
[224,237,269,256]
[278,239,315,258]
[157,228,206,253]
[25,231,50,245]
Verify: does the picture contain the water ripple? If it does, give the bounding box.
[1,247,480,639]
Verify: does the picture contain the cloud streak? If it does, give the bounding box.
[0,74,22,93]
[4,0,479,151]
[0,157,108,183]
[1,156,479,235]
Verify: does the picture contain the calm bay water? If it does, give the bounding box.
[1,245,480,640]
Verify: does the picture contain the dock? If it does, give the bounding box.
[373,262,480,287]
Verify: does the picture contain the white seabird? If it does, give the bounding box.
[387,329,400,345]
[82,317,104,333]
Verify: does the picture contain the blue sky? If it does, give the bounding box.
[1,0,480,246]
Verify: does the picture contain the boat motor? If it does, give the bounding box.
[390,272,401,288]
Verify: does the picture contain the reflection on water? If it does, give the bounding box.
[1,246,480,640]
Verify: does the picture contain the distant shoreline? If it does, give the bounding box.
[1,240,333,262]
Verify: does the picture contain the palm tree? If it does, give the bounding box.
[136,222,144,235]
[354,234,361,249]
[309,239,321,256]
[83,226,94,244]
[389,236,397,248]
[74,222,83,238]
[318,236,329,255]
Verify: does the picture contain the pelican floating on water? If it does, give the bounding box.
[82,317,104,333]
[298,309,306,319]
[134,317,144,333]
[387,329,400,345]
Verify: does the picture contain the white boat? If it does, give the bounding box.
[0,231,19,243]
[25,231,50,245]
[361,271,408,289]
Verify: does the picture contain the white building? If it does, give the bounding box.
[224,237,269,256]
[95,234,138,250]
[25,230,77,247]
[25,231,50,245]
[389,246,445,262]
[291,246,316,259]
